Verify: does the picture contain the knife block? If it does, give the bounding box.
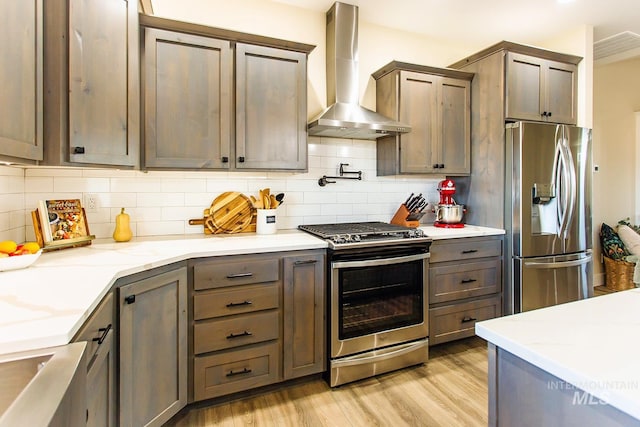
[390,204,421,228]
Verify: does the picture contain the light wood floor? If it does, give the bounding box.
[167,336,488,427]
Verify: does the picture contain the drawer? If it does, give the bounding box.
[430,238,502,263]
[429,296,502,346]
[194,283,279,320]
[429,259,502,304]
[194,311,279,355]
[194,257,280,290]
[193,341,281,401]
[73,292,113,358]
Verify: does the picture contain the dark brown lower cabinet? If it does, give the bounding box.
[73,292,115,427]
[190,249,325,402]
[283,252,325,379]
[119,266,188,427]
[429,236,503,346]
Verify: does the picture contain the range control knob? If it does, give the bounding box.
[407,229,425,238]
[352,234,361,242]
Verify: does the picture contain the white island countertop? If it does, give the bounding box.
[0,224,504,358]
[476,289,640,421]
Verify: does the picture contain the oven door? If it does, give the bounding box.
[330,250,429,359]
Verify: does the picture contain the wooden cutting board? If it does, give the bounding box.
[189,192,254,234]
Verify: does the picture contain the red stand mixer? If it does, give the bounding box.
[434,179,466,228]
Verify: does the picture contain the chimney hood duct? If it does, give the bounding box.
[307,2,411,140]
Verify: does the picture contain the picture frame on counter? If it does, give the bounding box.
[32,199,95,251]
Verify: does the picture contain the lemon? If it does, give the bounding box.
[22,242,41,254]
[0,240,17,254]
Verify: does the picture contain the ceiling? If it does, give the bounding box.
[273,0,640,59]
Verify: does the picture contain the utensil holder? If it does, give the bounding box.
[390,204,423,228]
[256,209,277,234]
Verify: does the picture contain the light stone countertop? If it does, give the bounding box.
[0,224,504,357]
[475,289,640,421]
[420,224,505,240]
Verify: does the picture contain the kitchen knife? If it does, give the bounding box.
[406,211,426,221]
[407,193,422,211]
[404,193,414,206]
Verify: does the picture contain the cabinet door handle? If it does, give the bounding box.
[226,367,252,377]
[461,249,478,254]
[461,278,477,284]
[124,295,136,304]
[226,331,252,339]
[221,156,229,163]
[433,164,440,169]
[226,300,252,308]
[238,156,245,163]
[439,163,445,168]
[92,324,112,345]
[547,112,552,118]
[294,259,318,265]
[72,146,85,154]
[461,316,477,323]
[226,272,253,279]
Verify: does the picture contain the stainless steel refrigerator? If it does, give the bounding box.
[505,121,593,312]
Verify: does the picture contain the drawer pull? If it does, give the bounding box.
[294,259,318,265]
[226,367,252,377]
[226,272,253,279]
[461,249,478,254]
[461,278,477,284]
[226,331,253,339]
[461,316,477,323]
[92,324,112,345]
[226,300,253,308]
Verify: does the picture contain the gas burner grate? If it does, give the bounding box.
[298,221,415,238]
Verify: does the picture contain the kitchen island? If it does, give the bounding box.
[475,289,640,426]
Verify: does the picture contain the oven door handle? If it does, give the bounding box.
[331,339,429,368]
[331,252,429,269]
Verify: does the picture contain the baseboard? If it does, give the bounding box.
[593,272,605,287]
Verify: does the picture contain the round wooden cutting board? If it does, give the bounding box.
[209,192,253,234]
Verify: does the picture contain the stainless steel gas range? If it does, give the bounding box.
[298,222,432,387]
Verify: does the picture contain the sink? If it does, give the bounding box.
[0,342,87,426]
[0,352,52,416]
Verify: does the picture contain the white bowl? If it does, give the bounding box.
[0,250,42,272]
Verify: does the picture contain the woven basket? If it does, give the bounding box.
[603,256,636,291]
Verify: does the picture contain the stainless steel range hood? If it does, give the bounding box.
[307,2,411,140]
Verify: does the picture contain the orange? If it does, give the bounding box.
[0,240,17,254]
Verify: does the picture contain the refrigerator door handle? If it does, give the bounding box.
[551,126,565,236]
[560,126,577,239]
[524,254,592,269]
[552,126,577,241]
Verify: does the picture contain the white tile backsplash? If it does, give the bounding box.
[1,137,445,242]
[0,167,26,242]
